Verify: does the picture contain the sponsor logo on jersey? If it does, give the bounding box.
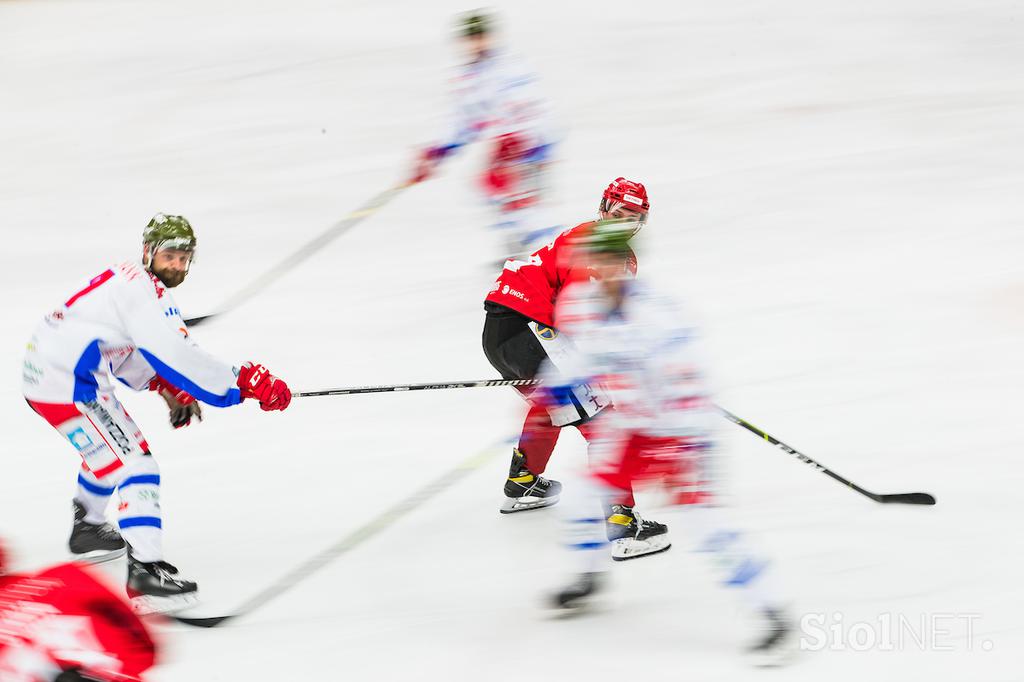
[535,324,558,340]
[102,345,134,364]
[84,401,133,456]
[164,306,181,318]
[67,427,94,451]
[501,285,529,302]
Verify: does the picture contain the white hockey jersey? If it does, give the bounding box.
[22,262,242,407]
[547,279,715,439]
[436,48,559,159]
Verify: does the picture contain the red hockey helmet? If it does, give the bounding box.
[600,177,650,215]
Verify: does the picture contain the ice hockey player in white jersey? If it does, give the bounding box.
[409,10,563,260]
[21,214,292,614]
[542,219,795,664]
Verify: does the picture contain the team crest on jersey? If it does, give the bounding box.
[535,324,558,340]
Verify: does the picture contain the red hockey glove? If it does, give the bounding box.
[236,362,292,412]
[149,376,202,429]
[410,146,447,184]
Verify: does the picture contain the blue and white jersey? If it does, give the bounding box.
[22,261,241,407]
[548,279,716,439]
[436,48,560,159]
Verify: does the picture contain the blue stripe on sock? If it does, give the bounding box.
[119,516,162,529]
[118,474,161,489]
[569,518,604,524]
[726,558,766,586]
[77,474,115,496]
[699,530,739,554]
[570,542,607,551]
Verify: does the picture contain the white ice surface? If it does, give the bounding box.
[1,1,1022,680]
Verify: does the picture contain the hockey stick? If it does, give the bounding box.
[293,378,536,398]
[169,437,508,628]
[294,377,935,505]
[184,184,408,327]
[715,407,936,505]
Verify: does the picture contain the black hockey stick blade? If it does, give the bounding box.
[876,492,936,505]
[169,614,233,628]
[183,313,215,327]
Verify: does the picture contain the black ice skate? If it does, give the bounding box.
[500,448,562,514]
[550,572,604,612]
[605,505,671,561]
[69,500,126,564]
[127,551,198,615]
[748,606,795,667]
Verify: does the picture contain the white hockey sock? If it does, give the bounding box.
[74,470,115,525]
[561,476,615,574]
[688,506,787,613]
[114,456,162,563]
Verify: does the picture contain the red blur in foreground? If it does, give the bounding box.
[0,559,157,681]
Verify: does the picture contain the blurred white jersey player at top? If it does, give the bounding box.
[21,213,292,615]
[542,220,795,663]
[410,10,563,260]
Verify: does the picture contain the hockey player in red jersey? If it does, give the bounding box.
[482,177,673,560]
[0,541,158,681]
[21,214,292,614]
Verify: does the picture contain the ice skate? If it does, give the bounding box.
[69,501,126,564]
[549,571,605,612]
[127,551,198,615]
[606,505,671,561]
[747,606,795,667]
[500,448,562,513]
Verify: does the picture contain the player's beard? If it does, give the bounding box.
[151,266,187,288]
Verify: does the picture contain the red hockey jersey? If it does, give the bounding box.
[485,221,637,327]
[0,562,157,681]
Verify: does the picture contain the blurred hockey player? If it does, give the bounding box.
[21,214,292,614]
[409,10,562,260]
[0,541,157,681]
[544,221,793,662]
[483,177,674,560]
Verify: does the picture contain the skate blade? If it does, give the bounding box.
[131,591,200,617]
[610,537,671,561]
[71,546,127,565]
[748,641,797,668]
[747,627,797,667]
[542,589,611,619]
[499,494,560,514]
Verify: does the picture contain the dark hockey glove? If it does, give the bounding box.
[149,376,203,429]
[410,145,448,184]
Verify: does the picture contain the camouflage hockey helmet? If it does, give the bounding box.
[574,217,638,256]
[143,213,196,254]
[459,10,493,37]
